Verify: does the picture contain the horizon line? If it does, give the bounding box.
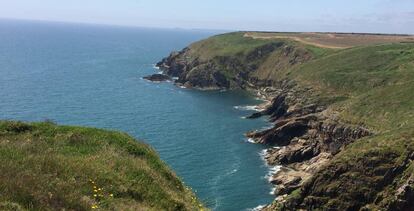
[1,17,412,36]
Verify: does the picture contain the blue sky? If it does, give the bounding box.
[1,0,413,34]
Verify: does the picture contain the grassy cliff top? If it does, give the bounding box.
[184,32,414,132]
[244,31,414,49]
[0,121,203,211]
[185,31,414,61]
[186,32,334,60]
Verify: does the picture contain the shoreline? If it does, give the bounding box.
[149,63,280,207]
[153,58,373,209]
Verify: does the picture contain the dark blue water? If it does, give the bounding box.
[0,19,273,210]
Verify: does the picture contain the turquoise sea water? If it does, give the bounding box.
[0,19,274,210]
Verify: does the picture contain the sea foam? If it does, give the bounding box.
[265,165,282,182]
[248,204,266,211]
[246,138,257,144]
[152,64,160,70]
[259,148,283,183]
[234,105,263,112]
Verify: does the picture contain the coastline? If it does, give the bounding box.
[151,41,373,209]
[149,31,414,210]
[148,64,281,206]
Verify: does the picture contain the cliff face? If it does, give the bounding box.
[156,32,313,90]
[157,32,414,210]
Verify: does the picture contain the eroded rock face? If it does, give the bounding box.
[156,49,233,89]
[245,86,372,210]
[265,138,319,166]
[156,42,313,91]
[270,167,310,196]
[387,174,414,210]
[156,50,188,77]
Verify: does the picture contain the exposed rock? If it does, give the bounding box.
[246,112,263,119]
[387,173,414,210]
[246,114,318,145]
[156,41,313,90]
[244,85,372,208]
[292,152,332,174]
[265,138,319,166]
[270,167,310,196]
[143,74,171,82]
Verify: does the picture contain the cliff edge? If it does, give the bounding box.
[0,121,203,211]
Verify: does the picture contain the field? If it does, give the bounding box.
[244,31,414,49]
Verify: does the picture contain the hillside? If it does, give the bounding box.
[0,121,203,211]
[156,32,414,210]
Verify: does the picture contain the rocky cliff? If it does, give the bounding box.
[155,32,313,90]
[156,32,414,210]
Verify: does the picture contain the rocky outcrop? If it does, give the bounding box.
[156,49,233,89]
[270,166,310,196]
[387,173,414,210]
[273,150,414,211]
[143,74,171,82]
[244,86,372,209]
[156,42,312,90]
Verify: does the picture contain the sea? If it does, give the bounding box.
[0,19,274,210]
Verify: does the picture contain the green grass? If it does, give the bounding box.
[292,44,413,94]
[187,32,280,60]
[187,32,334,61]
[285,43,414,131]
[0,121,204,211]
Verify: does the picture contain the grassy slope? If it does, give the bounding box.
[0,121,203,211]
[286,43,414,209]
[186,32,333,62]
[187,32,277,59]
[184,33,414,209]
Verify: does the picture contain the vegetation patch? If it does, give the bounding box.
[0,121,204,211]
